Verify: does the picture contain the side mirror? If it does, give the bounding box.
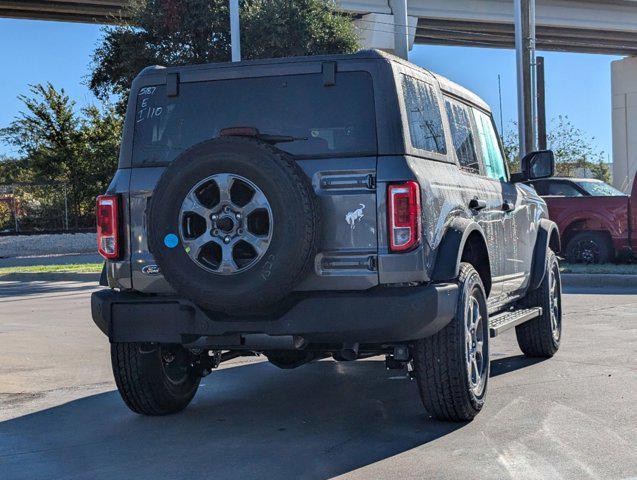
[511,150,555,182]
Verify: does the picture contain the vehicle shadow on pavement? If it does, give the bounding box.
[490,354,547,377]
[0,280,99,299]
[1,359,467,480]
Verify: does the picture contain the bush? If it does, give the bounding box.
[0,201,11,230]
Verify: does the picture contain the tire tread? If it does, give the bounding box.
[516,249,561,357]
[413,263,487,422]
[111,342,199,415]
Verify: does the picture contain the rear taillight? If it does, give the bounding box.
[388,181,421,252]
[97,194,120,260]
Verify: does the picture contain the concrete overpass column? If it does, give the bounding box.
[353,7,417,58]
[389,0,409,59]
[612,57,637,192]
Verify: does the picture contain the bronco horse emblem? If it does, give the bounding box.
[346,204,365,229]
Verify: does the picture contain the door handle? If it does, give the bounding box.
[502,200,514,212]
[469,198,487,211]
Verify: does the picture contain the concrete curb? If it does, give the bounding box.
[0,272,101,283]
[561,273,637,288]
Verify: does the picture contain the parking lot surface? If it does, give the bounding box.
[1,279,636,480]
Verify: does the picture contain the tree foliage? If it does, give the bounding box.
[0,201,11,230]
[241,0,359,59]
[90,0,359,106]
[0,157,32,184]
[503,115,611,183]
[0,84,122,228]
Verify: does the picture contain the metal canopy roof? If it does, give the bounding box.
[416,18,637,56]
[0,1,126,23]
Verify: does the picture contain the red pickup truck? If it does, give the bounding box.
[528,174,637,263]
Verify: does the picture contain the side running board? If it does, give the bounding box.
[488,307,542,338]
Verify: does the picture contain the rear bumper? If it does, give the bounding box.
[91,283,458,347]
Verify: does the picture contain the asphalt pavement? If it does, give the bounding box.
[0,253,102,268]
[0,279,636,480]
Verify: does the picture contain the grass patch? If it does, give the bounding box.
[560,263,637,275]
[0,263,102,276]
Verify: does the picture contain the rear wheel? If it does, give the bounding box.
[565,231,612,264]
[412,263,489,422]
[111,343,200,415]
[516,249,562,357]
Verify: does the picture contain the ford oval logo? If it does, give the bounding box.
[141,264,161,276]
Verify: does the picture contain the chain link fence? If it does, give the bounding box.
[0,183,96,235]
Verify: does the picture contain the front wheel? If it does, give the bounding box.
[111,343,200,415]
[516,249,562,357]
[412,263,489,422]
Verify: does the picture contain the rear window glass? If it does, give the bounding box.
[132,72,376,165]
[444,97,479,174]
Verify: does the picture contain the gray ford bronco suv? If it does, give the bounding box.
[92,50,562,421]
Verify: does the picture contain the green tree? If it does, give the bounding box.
[502,129,521,175]
[241,0,359,59]
[80,104,124,208]
[0,84,122,228]
[89,0,359,106]
[589,158,611,184]
[503,116,610,182]
[0,201,11,230]
[0,156,33,184]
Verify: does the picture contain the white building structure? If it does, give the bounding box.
[612,57,637,192]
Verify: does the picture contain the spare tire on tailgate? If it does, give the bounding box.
[148,137,319,314]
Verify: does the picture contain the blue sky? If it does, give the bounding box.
[0,17,621,158]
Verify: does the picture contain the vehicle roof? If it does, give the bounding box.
[138,49,491,113]
[431,73,490,111]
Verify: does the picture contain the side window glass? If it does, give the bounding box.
[401,74,447,154]
[546,182,583,197]
[530,181,547,195]
[472,108,507,181]
[444,98,479,174]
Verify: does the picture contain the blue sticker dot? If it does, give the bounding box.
[164,233,179,248]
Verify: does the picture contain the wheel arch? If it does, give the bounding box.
[432,218,492,297]
[529,219,561,291]
[561,216,615,251]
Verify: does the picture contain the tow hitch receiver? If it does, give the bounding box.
[192,350,254,377]
[385,345,411,370]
